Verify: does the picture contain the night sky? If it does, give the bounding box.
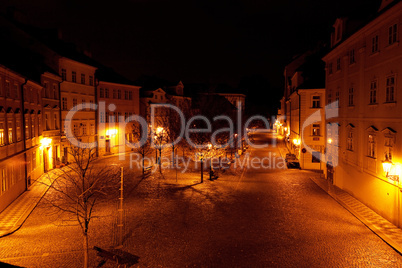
[0,0,380,112]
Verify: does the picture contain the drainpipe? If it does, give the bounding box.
[58,80,63,164]
[296,90,302,168]
[94,76,99,157]
[21,79,28,190]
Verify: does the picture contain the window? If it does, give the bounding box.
[372,35,379,53]
[73,124,79,137]
[45,114,49,130]
[13,84,18,99]
[312,124,320,136]
[328,63,333,75]
[368,134,376,158]
[73,98,77,110]
[62,97,67,110]
[155,94,158,100]
[100,112,105,123]
[106,112,109,123]
[25,119,29,139]
[312,96,321,108]
[53,84,57,99]
[82,123,87,135]
[54,114,58,130]
[89,100,94,109]
[335,91,340,107]
[385,136,394,160]
[349,49,355,64]
[370,80,377,104]
[8,123,13,144]
[336,58,341,71]
[81,74,85,84]
[388,24,398,45]
[129,91,133,100]
[5,80,10,98]
[347,130,353,151]
[125,90,129,100]
[100,88,104,98]
[32,152,36,170]
[90,124,95,135]
[348,87,354,106]
[113,89,117,99]
[0,123,4,145]
[328,91,332,105]
[118,90,121,99]
[386,76,395,102]
[82,99,86,109]
[61,69,66,81]
[31,117,35,137]
[16,121,21,141]
[105,88,109,98]
[312,151,320,163]
[72,71,76,83]
[89,76,94,86]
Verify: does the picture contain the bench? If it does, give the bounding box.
[143,165,152,177]
[209,170,219,180]
[93,246,123,267]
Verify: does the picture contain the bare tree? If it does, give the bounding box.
[43,145,120,268]
[130,122,154,175]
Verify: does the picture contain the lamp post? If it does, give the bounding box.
[208,143,213,180]
[154,127,164,173]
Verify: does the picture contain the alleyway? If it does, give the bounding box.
[1,132,402,267]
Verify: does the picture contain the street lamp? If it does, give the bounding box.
[154,127,164,173]
[382,153,399,181]
[208,143,213,180]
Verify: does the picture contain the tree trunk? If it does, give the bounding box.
[83,231,89,268]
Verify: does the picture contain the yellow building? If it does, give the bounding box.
[323,0,402,226]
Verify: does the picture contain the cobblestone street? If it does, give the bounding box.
[1,132,402,267]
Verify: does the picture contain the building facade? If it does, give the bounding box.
[0,65,44,212]
[98,81,140,155]
[59,57,96,163]
[323,0,402,226]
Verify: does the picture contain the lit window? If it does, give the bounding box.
[312,124,320,136]
[0,123,4,145]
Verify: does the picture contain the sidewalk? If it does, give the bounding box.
[0,168,62,238]
[311,176,402,254]
[0,151,134,238]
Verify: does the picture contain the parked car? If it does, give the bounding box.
[285,153,300,169]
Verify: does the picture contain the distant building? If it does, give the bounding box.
[279,48,326,171]
[59,57,97,163]
[323,0,402,226]
[98,80,140,155]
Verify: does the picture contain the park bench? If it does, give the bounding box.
[143,165,152,177]
[209,170,219,180]
[93,246,123,267]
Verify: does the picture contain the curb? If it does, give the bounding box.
[310,177,402,255]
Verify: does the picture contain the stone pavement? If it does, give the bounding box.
[274,131,402,254]
[311,176,402,255]
[0,151,132,238]
[0,168,62,238]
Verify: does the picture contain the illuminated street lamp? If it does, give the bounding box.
[382,153,398,181]
[154,127,164,172]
